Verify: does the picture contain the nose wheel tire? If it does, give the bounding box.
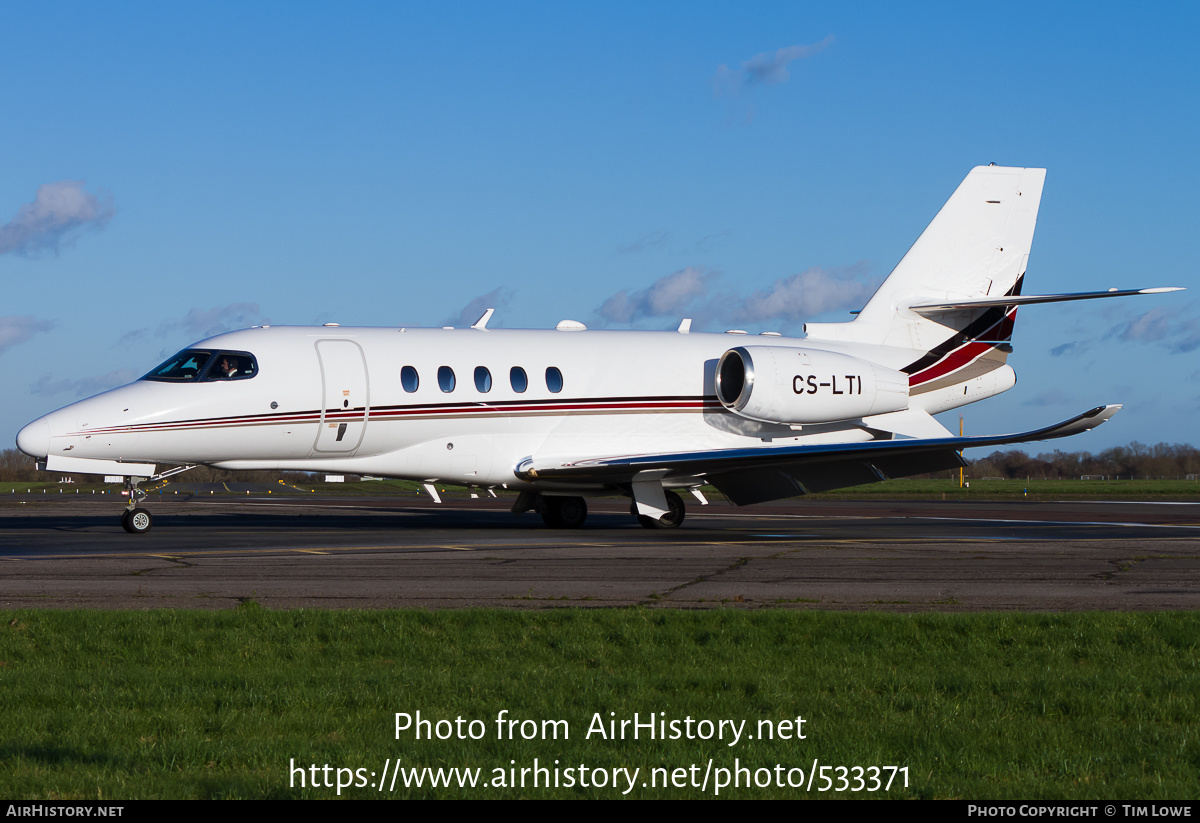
[121,508,153,534]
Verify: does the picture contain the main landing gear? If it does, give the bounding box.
[541,495,588,529]
[633,490,686,530]
[512,491,590,529]
[516,489,688,529]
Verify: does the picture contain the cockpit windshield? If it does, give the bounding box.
[142,349,257,382]
[143,349,213,381]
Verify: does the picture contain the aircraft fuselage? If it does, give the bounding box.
[17,324,1003,491]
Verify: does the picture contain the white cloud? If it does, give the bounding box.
[713,36,834,97]
[0,315,55,356]
[599,267,714,324]
[732,264,876,323]
[118,304,269,347]
[614,230,669,256]
[1114,303,1200,354]
[31,369,137,398]
[159,303,268,340]
[1048,300,1199,360]
[0,180,114,256]
[445,286,514,328]
[595,263,877,330]
[1118,305,1173,343]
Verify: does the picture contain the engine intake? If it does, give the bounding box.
[716,346,909,425]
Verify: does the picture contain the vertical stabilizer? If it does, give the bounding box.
[805,165,1045,352]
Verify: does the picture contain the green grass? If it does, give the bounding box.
[0,608,1196,799]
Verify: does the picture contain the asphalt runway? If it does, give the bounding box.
[1,494,1199,611]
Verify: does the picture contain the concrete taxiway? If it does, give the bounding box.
[1,495,1198,611]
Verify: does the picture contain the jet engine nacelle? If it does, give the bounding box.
[716,346,910,425]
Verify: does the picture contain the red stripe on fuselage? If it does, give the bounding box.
[68,397,724,437]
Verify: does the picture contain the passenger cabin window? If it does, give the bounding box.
[510,367,528,393]
[438,366,456,392]
[474,366,492,393]
[142,349,257,382]
[546,366,563,393]
[401,366,419,392]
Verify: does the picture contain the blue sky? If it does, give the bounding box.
[2,1,1197,452]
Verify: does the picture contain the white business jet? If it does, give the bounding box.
[15,166,1182,533]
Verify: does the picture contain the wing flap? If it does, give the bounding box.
[708,448,967,504]
[868,448,968,480]
[708,468,807,506]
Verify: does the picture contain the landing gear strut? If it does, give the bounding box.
[114,465,195,534]
[634,489,686,529]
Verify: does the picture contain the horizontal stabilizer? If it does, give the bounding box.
[909,287,1184,314]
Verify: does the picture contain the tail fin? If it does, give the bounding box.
[805,165,1045,353]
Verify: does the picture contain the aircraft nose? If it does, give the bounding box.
[15,419,49,459]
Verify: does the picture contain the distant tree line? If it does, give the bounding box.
[960,442,1200,481]
[4,442,1199,484]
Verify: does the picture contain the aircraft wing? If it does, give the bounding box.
[516,405,1121,505]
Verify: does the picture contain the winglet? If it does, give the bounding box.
[1023,403,1121,439]
[471,308,495,330]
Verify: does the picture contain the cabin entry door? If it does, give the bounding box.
[314,339,369,453]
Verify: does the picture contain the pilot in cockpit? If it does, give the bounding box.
[216,355,241,378]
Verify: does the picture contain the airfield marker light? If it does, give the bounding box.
[959,416,965,489]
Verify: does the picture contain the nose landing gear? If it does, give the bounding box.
[121,477,153,534]
[121,506,153,534]
[115,465,195,534]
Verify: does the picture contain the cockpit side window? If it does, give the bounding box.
[205,351,257,381]
[142,349,214,381]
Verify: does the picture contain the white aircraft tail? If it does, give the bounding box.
[804,164,1045,399]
